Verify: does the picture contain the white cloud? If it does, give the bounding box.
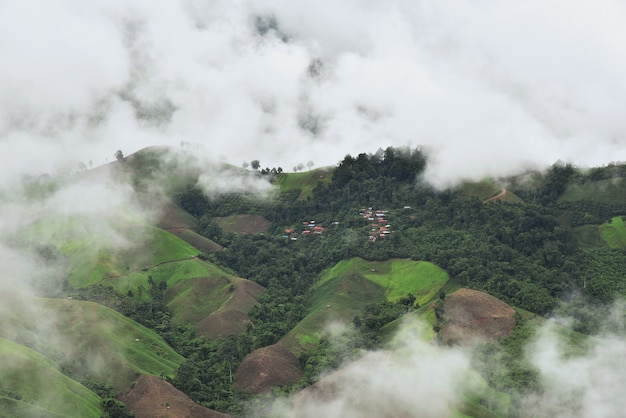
[1,0,624,186]
[522,319,626,418]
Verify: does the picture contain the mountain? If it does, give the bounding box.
[3,146,626,417]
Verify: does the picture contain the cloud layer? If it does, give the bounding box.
[1,0,625,186]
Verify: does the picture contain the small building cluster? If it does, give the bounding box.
[302,220,324,235]
[281,220,325,240]
[360,208,391,242]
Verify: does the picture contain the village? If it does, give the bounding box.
[279,207,402,243]
[360,207,391,242]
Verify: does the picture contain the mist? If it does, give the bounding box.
[1,0,625,187]
[1,1,626,415]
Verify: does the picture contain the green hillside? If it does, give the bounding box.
[281,258,449,351]
[459,180,502,200]
[10,147,626,416]
[28,211,243,329]
[274,167,333,199]
[362,259,449,305]
[599,216,626,248]
[0,298,183,391]
[0,337,102,417]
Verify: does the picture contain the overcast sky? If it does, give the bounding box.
[1,0,625,186]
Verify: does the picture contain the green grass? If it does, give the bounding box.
[362,259,449,305]
[0,337,103,417]
[459,180,502,200]
[166,276,233,324]
[282,258,450,352]
[1,298,184,391]
[46,299,183,389]
[274,168,333,199]
[281,266,386,352]
[598,216,626,248]
[151,227,200,264]
[28,211,204,289]
[317,258,449,306]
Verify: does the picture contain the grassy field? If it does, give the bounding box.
[459,180,502,200]
[282,271,385,351]
[0,337,103,417]
[363,259,449,305]
[598,216,626,248]
[151,227,200,264]
[281,258,450,352]
[0,296,184,391]
[274,167,333,199]
[34,212,240,331]
[166,276,233,324]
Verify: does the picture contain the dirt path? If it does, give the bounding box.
[483,188,507,204]
[106,256,198,280]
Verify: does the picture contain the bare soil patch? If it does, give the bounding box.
[212,214,270,234]
[158,201,199,230]
[158,202,223,254]
[119,375,230,418]
[195,278,265,338]
[168,228,223,255]
[234,344,302,394]
[440,288,516,345]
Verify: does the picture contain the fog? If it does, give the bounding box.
[1,1,626,415]
[248,315,626,418]
[1,0,625,187]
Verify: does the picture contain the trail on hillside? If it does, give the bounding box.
[106,256,199,280]
[483,188,507,204]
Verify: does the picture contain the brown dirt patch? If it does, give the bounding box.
[440,288,516,345]
[233,344,302,394]
[119,375,230,418]
[195,278,264,338]
[158,201,223,254]
[158,201,199,230]
[212,214,270,234]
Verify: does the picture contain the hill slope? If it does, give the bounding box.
[280,258,449,352]
[0,297,184,391]
[0,337,103,418]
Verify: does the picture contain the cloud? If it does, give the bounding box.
[1,0,624,187]
[250,318,477,418]
[521,318,626,418]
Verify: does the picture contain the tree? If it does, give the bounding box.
[251,160,260,171]
[114,150,124,161]
[297,162,305,172]
[242,161,250,170]
[307,160,315,170]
